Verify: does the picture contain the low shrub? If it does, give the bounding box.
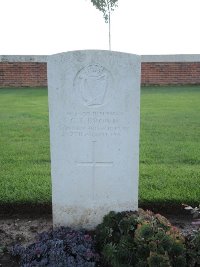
[96,209,187,267]
[11,227,99,267]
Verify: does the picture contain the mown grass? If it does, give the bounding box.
[0,86,199,208]
[0,88,51,204]
[140,86,200,208]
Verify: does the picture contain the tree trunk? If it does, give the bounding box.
[107,0,111,50]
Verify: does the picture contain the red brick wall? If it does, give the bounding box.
[141,62,200,85]
[0,62,47,87]
[1,61,200,87]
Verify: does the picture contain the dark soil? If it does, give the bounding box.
[0,211,198,267]
[0,214,52,267]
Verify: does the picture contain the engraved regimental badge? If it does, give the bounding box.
[74,64,112,107]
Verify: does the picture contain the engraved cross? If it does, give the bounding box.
[76,141,113,200]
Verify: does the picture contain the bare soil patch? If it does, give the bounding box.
[0,214,52,266]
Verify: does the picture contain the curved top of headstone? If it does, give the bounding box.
[50,49,139,55]
[48,50,140,61]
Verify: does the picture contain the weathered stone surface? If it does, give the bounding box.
[48,50,141,229]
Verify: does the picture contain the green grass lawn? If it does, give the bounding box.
[0,86,199,208]
[0,88,50,204]
[140,86,200,208]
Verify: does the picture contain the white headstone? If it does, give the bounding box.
[48,50,141,229]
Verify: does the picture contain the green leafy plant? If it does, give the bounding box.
[96,209,187,267]
[0,245,7,258]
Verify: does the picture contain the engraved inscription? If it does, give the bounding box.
[76,141,113,200]
[74,64,112,107]
[61,111,130,137]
